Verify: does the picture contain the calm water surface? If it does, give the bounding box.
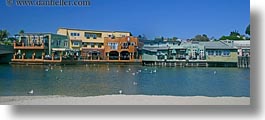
[0,64,250,97]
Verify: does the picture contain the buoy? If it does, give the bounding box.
[60,69,63,72]
[132,73,135,76]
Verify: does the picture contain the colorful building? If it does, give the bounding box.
[232,40,250,57]
[104,36,139,61]
[57,28,132,60]
[199,41,238,66]
[142,41,238,67]
[12,33,69,62]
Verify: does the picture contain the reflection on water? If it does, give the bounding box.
[0,64,250,97]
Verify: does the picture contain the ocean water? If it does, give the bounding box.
[0,64,250,97]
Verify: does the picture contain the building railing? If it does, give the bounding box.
[105,45,136,52]
[12,53,63,62]
[14,42,45,49]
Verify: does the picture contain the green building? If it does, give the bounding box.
[13,33,69,61]
[142,41,238,67]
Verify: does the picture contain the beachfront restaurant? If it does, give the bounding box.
[12,33,69,63]
[104,36,139,61]
[56,28,132,61]
[200,41,238,67]
[142,41,206,62]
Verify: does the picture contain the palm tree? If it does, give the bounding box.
[0,29,9,41]
[19,30,25,35]
[245,24,250,36]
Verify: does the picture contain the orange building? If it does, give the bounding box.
[104,36,139,61]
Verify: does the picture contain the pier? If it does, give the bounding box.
[142,60,238,67]
[0,45,14,64]
[238,56,250,68]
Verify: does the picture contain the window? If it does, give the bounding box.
[73,42,79,46]
[64,41,68,47]
[82,42,87,47]
[131,42,135,46]
[93,34,97,39]
[56,40,61,46]
[216,50,222,56]
[223,50,230,56]
[85,32,90,39]
[71,32,80,37]
[109,42,118,50]
[208,50,214,55]
[98,43,102,48]
[91,43,95,48]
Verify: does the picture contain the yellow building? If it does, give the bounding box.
[57,28,131,60]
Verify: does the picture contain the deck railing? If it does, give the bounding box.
[14,42,45,49]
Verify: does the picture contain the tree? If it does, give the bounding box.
[0,29,9,41]
[19,30,25,35]
[192,34,210,41]
[137,35,142,39]
[219,30,246,40]
[245,24,250,36]
[219,35,244,40]
[210,36,218,41]
[172,37,178,41]
[230,30,240,36]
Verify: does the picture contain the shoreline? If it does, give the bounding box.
[0,95,250,105]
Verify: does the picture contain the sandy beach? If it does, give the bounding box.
[0,95,250,105]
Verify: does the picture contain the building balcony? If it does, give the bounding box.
[105,45,136,52]
[12,53,63,63]
[72,45,81,48]
[81,44,104,50]
[14,42,45,50]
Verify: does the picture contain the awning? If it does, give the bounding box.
[52,48,70,51]
[172,49,177,54]
[70,39,82,41]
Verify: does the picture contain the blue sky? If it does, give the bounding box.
[0,0,249,39]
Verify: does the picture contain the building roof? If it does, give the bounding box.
[15,33,51,36]
[58,27,131,34]
[15,33,67,37]
[199,41,236,49]
[233,40,250,48]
